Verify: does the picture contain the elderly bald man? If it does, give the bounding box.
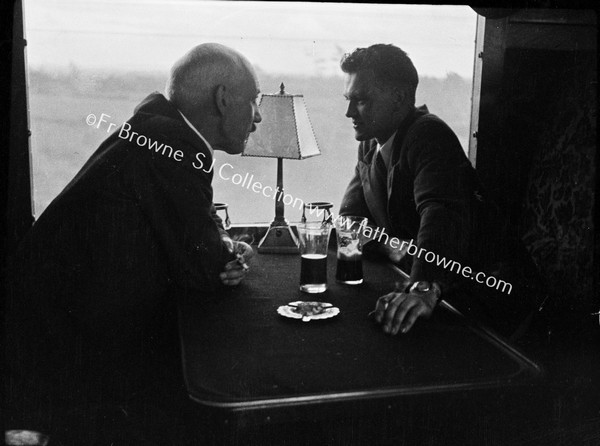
[6,43,261,445]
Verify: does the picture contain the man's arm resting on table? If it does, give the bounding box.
[371,119,472,334]
[130,132,251,291]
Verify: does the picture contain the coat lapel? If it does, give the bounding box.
[387,106,429,225]
[360,141,392,229]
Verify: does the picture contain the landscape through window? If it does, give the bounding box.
[24,1,477,223]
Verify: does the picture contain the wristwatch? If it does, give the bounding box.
[407,281,442,306]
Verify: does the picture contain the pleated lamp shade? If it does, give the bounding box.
[243,83,320,160]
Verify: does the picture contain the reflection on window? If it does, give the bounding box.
[24,0,477,223]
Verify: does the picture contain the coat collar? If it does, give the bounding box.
[134,92,180,118]
[388,104,429,169]
[386,105,429,216]
[133,92,212,157]
[362,105,429,166]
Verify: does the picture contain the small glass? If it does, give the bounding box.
[213,202,231,230]
[335,216,368,285]
[296,221,332,293]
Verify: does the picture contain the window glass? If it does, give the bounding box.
[24,0,477,223]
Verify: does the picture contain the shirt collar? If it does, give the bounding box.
[377,131,397,151]
[377,130,397,168]
[177,109,214,156]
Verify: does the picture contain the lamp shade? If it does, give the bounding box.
[243,84,320,160]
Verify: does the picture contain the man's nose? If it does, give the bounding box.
[345,101,356,118]
[250,108,262,133]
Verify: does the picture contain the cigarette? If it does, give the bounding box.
[235,252,249,271]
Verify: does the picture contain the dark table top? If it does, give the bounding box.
[177,248,541,415]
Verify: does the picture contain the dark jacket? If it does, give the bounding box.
[6,93,234,433]
[340,105,541,332]
[341,106,496,285]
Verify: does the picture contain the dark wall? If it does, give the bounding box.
[517,49,596,312]
[5,0,33,255]
[476,10,597,313]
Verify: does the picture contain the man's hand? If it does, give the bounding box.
[233,240,254,260]
[220,240,254,286]
[371,287,437,335]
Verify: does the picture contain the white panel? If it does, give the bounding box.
[293,96,321,159]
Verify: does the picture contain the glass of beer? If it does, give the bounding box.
[297,221,332,293]
[335,216,368,285]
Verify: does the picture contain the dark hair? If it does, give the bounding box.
[340,44,418,103]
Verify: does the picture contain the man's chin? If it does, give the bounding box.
[354,131,370,141]
[216,142,244,155]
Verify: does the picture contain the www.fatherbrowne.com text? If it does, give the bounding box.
[86,113,512,295]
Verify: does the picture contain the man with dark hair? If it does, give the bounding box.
[6,43,261,445]
[339,43,542,338]
[340,44,419,104]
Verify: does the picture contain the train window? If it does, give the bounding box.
[24,1,477,223]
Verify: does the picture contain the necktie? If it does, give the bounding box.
[375,149,388,181]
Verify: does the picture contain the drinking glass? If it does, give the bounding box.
[296,222,331,293]
[335,216,368,285]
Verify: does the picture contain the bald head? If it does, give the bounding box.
[165,43,262,154]
[166,43,252,118]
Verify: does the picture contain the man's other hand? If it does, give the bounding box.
[371,288,437,335]
[233,240,254,260]
[220,240,254,286]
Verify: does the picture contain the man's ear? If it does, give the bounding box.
[214,84,228,116]
[393,88,407,108]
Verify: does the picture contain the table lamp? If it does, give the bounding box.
[243,83,321,253]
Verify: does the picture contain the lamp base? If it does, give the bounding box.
[258,224,299,254]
